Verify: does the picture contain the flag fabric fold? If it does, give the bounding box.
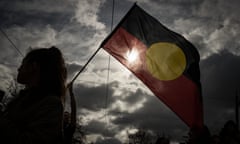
[100,4,203,128]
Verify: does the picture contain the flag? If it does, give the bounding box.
[100,4,203,128]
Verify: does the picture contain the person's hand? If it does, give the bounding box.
[67,82,74,96]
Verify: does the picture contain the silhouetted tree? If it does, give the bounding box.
[155,135,170,144]
[128,129,155,144]
[187,125,211,144]
[72,122,86,144]
[219,120,240,144]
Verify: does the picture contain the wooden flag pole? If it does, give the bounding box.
[70,46,102,84]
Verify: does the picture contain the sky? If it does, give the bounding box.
[0,0,240,143]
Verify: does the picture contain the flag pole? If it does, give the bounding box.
[70,46,102,84]
[100,2,137,48]
[70,2,138,84]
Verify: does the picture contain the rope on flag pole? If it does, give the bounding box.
[104,0,115,132]
[0,27,24,57]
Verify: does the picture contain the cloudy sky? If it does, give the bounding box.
[1,0,240,143]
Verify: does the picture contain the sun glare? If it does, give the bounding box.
[126,49,138,63]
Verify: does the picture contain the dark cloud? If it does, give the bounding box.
[72,80,144,113]
[0,33,22,67]
[111,90,188,140]
[0,0,75,29]
[84,120,115,137]
[66,62,83,80]
[200,50,240,132]
[95,137,122,144]
[133,0,203,26]
[72,83,114,111]
[98,0,133,30]
[123,89,145,104]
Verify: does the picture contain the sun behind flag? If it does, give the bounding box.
[100,4,203,128]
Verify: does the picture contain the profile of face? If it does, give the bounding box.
[17,57,39,86]
[17,47,67,96]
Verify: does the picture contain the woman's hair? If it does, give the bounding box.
[25,46,67,98]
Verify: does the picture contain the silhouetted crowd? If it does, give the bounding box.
[186,120,240,144]
[155,120,240,144]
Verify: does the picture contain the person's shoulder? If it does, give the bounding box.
[36,95,64,116]
[42,94,62,101]
[39,95,63,107]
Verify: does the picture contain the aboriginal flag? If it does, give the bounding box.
[100,4,203,128]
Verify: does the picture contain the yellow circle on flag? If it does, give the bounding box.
[146,42,186,81]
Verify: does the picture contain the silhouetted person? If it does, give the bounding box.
[155,136,170,144]
[210,135,221,144]
[63,82,76,144]
[219,120,240,144]
[187,125,211,144]
[0,47,67,144]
